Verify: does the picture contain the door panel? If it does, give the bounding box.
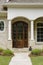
[16,40,24,48]
[12,21,28,48]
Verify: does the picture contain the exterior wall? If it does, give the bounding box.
[7,7,43,50]
[0,0,7,11]
[8,0,43,3]
[0,7,43,50]
[0,19,12,50]
[8,7,43,20]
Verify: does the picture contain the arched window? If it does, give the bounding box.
[0,21,4,31]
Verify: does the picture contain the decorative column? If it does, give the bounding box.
[8,20,11,40]
[31,20,34,40]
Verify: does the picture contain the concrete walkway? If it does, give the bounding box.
[9,52,32,65]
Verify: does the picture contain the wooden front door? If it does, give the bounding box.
[12,21,28,48]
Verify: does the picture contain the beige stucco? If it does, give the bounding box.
[0,18,12,50]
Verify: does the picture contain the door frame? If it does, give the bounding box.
[11,17,30,48]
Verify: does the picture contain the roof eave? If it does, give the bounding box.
[3,2,43,8]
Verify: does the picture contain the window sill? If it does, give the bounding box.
[36,42,43,45]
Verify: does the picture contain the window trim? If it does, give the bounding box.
[0,20,4,32]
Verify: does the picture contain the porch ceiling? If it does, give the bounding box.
[3,3,43,8]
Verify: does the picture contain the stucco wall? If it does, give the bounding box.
[8,7,43,20]
[0,19,12,49]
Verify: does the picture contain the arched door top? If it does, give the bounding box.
[11,16,30,23]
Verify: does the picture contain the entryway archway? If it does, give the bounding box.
[12,17,30,48]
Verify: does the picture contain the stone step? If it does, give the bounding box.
[13,48,29,52]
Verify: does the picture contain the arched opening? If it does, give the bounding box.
[11,17,30,48]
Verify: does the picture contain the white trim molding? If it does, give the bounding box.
[31,20,34,40]
[8,20,11,40]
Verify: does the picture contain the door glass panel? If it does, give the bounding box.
[12,24,16,40]
[24,23,28,28]
[17,32,23,40]
[13,24,16,32]
[24,32,28,39]
[17,22,23,40]
[13,33,16,39]
[12,22,28,40]
[24,23,28,39]
[17,27,23,32]
[17,22,23,32]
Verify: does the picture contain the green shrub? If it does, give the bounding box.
[3,49,14,56]
[0,48,4,52]
[41,49,43,52]
[31,49,41,55]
